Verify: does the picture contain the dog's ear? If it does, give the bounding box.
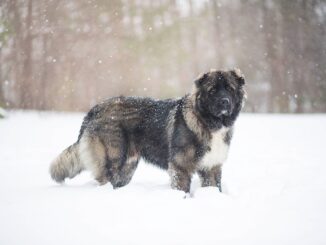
[230,68,245,86]
[194,72,209,88]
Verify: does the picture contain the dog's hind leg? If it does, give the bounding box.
[115,142,140,188]
[79,133,109,185]
[111,157,139,188]
[105,131,140,188]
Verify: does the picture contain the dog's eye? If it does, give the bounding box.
[225,85,234,93]
[209,88,216,94]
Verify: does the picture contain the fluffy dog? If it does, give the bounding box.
[50,69,246,193]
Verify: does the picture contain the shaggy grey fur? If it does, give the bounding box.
[50,69,246,193]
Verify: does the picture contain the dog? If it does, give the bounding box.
[50,69,246,193]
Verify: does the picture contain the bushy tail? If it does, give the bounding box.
[50,143,84,183]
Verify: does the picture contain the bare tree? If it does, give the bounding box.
[20,0,33,109]
[0,0,325,112]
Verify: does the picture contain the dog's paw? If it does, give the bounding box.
[183,192,193,199]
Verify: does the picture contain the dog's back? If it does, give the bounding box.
[50,96,179,187]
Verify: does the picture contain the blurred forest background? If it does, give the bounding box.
[0,0,325,113]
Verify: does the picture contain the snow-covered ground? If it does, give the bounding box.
[0,111,326,245]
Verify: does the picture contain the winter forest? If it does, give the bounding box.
[0,0,326,113]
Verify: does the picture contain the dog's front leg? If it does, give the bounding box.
[168,162,193,193]
[197,165,222,192]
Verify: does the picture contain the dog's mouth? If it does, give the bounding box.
[214,109,230,117]
[221,110,228,115]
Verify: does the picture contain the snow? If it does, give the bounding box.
[0,111,326,245]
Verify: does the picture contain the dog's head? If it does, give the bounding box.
[193,69,246,128]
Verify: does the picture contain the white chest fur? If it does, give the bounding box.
[199,127,230,169]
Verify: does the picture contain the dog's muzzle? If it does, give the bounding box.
[218,97,232,115]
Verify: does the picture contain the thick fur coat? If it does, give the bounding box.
[50,69,246,192]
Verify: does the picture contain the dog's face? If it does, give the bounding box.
[194,69,246,127]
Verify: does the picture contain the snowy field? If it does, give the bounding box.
[0,111,326,245]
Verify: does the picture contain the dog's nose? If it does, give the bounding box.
[220,98,230,107]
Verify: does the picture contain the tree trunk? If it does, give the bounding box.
[0,48,4,107]
[188,0,199,74]
[211,0,223,68]
[9,0,22,108]
[40,34,49,110]
[20,0,34,109]
[262,1,283,113]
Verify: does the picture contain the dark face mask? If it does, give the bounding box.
[199,84,234,118]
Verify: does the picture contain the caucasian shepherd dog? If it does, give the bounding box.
[50,69,246,193]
